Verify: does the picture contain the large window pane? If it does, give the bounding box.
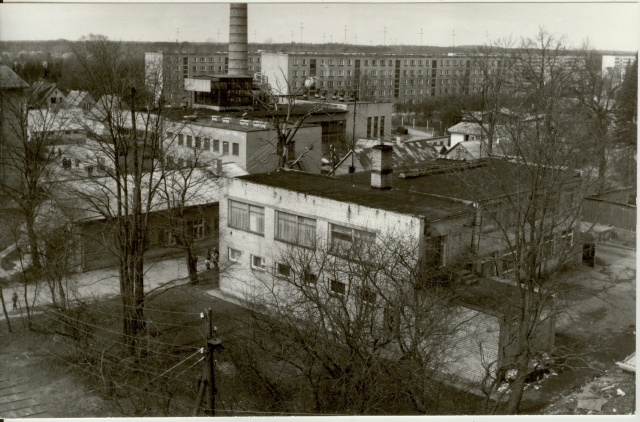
[229,200,264,234]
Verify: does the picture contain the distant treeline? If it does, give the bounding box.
[1,38,634,59]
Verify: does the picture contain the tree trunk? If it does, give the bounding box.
[187,248,198,284]
[505,350,529,414]
[25,215,42,271]
[0,287,13,333]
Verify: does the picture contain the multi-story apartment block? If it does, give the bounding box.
[261,52,496,105]
[601,55,636,73]
[145,51,262,108]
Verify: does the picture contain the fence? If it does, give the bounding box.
[582,197,636,232]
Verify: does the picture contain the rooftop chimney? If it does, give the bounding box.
[229,3,248,76]
[370,144,393,189]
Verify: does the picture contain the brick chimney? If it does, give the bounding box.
[370,144,393,189]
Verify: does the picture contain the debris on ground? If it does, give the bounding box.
[577,397,608,412]
[616,388,625,397]
[600,384,617,392]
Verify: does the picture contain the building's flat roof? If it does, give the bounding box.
[342,158,580,203]
[237,171,472,222]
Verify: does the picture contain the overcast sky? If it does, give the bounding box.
[0,2,637,52]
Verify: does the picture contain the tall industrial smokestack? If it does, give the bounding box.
[229,3,248,76]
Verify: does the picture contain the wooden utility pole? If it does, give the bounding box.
[205,307,223,416]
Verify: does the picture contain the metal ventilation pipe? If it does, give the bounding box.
[229,3,248,76]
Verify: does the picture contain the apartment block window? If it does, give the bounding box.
[321,59,325,65]
[167,131,174,139]
[347,70,352,76]
[330,279,346,296]
[223,141,229,155]
[367,117,372,137]
[410,60,415,65]
[404,60,408,65]
[275,262,292,279]
[228,200,265,234]
[228,248,242,262]
[337,80,343,86]
[195,137,201,149]
[302,70,307,76]
[200,66,206,71]
[380,70,385,76]
[418,60,423,65]
[303,269,317,284]
[330,223,375,255]
[388,60,393,66]
[358,286,377,304]
[337,70,344,76]
[329,70,334,76]
[328,81,334,87]
[275,211,316,247]
[293,70,298,76]
[204,138,211,151]
[320,70,325,76]
[364,60,369,66]
[302,59,307,65]
[338,59,344,65]
[213,139,220,152]
[232,142,239,156]
[192,66,196,72]
[347,59,352,65]
[293,59,299,65]
[178,134,184,146]
[328,59,334,65]
[403,70,408,76]
[251,255,266,270]
[186,135,193,148]
[347,80,351,86]
[371,70,377,76]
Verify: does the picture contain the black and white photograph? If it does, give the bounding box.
[0,0,637,417]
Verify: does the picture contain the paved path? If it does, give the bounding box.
[554,242,636,337]
[0,375,50,418]
[1,252,210,319]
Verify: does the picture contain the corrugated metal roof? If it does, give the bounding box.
[0,66,28,89]
[62,90,94,108]
[339,138,438,173]
[447,122,486,135]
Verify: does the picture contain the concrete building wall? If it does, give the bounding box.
[247,124,322,174]
[219,176,425,299]
[444,306,501,383]
[163,119,322,174]
[261,53,293,96]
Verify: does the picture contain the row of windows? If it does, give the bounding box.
[228,200,376,252]
[226,247,376,301]
[290,57,497,68]
[191,56,261,63]
[167,132,240,156]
